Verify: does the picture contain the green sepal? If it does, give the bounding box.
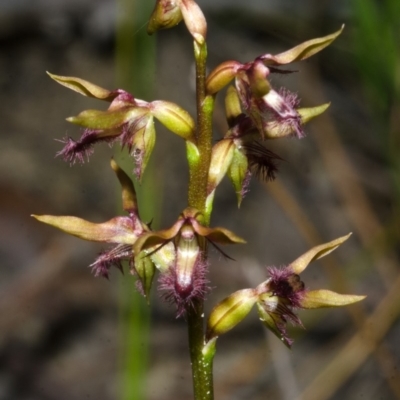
[66,108,148,130]
[134,219,185,254]
[290,233,352,274]
[224,85,242,125]
[31,215,139,244]
[227,146,249,207]
[300,290,366,309]
[261,25,344,66]
[110,159,138,215]
[131,116,156,182]
[298,103,330,124]
[256,302,292,348]
[133,251,156,302]
[47,72,117,101]
[206,289,258,340]
[191,220,246,245]
[208,139,235,194]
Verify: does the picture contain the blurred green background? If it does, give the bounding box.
[0,0,399,399]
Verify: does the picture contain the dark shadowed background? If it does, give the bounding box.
[1,0,399,399]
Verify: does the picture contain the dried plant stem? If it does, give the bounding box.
[187,40,215,400]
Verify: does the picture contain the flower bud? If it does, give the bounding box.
[147,0,207,44]
[147,0,183,35]
[206,289,258,340]
[179,0,207,44]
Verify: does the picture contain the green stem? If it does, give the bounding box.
[188,300,214,400]
[187,40,215,400]
[188,41,215,224]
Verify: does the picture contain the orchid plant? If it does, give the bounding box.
[33,1,365,399]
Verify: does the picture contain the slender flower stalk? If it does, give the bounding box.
[186,39,216,400]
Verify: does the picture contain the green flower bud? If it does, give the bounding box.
[179,0,207,44]
[147,0,207,44]
[147,0,183,35]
